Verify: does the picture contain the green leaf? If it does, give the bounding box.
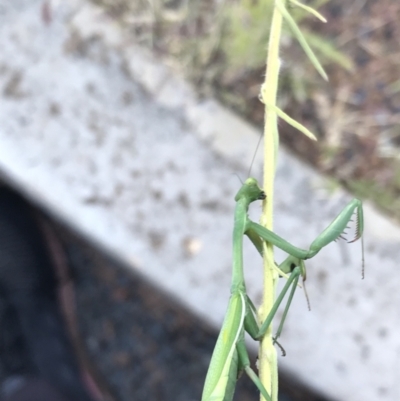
[276,0,328,81]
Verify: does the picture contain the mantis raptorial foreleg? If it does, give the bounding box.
[246,197,363,263]
[245,194,364,340]
[201,178,364,401]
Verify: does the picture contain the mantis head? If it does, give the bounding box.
[234,178,266,204]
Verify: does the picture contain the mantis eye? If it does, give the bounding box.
[258,191,266,200]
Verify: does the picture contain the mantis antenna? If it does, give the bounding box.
[247,132,263,178]
[233,173,243,185]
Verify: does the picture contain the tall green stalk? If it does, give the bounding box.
[258,1,328,400]
[258,6,282,400]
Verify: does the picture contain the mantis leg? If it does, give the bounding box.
[242,265,301,341]
[246,230,298,280]
[236,340,272,401]
[245,228,264,257]
[272,267,300,343]
[256,266,302,339]
[243,295,260,338]
[246,198,363,260]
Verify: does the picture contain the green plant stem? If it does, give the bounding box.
[258,4,283,401]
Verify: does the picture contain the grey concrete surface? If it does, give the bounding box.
[0,1,399,401]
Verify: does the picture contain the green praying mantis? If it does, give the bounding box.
[200,0,363,399]
[201,177,364,401]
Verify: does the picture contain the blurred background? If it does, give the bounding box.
[0,0,399,400]
[122,0,400,217]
